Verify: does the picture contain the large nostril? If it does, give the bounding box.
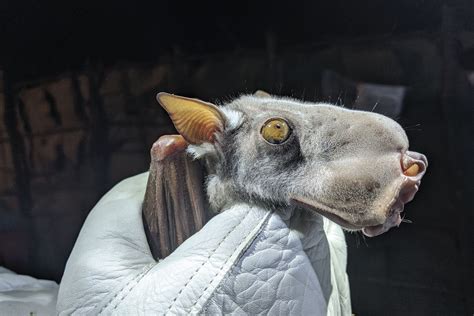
[403,163,420,176]
[401,151,428,177]
[406,151,428,167]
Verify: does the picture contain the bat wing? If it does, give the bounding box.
[142,135,213,259]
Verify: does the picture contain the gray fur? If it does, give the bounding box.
[188,94,427,236]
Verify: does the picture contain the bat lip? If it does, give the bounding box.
[291,195,402,237]
[290,171,424,237]
[361,201,404,237]
[290,196,361,230]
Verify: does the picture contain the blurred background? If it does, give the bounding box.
[0,1,472,314]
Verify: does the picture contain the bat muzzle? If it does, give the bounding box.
[362,151,428,237]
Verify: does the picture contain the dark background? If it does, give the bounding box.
[0,1,472,315]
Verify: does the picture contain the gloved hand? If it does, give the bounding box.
[57,173,351,315]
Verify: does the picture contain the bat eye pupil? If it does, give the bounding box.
[261,118,291,144]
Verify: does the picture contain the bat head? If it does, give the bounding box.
[157,92,427,237]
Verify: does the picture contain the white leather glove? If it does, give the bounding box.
[57,173,351,315]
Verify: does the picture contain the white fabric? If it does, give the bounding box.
[0,267,58,316]
[57,173,351,315]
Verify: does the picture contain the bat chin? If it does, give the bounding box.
[362,175,422,237]
[361,204,403,237]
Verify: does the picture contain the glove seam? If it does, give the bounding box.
[165,209,253,314]
[96,262,155,314]
[193,210,273,314]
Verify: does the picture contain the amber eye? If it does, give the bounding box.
[261,118,291,144]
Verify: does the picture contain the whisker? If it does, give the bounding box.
[401,213,413,224]
[361,231,368,247]
[371,100,380,112]
[403,123,422,132]
[354,232,361,248]
[337,91,343,106]
[352,95,360,109]
[403,123,421,129]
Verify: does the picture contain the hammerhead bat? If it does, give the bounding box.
[143,91,427,259]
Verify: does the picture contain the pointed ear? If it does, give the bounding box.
[157,92,225,145]
[254,90,271,98]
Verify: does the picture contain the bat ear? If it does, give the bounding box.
[254,90,271,98]
[156,92,225,145]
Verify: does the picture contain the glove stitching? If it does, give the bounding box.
[192,211,272,313]
[190,226,253,312]
[110,264,154,311]
[165,210,252,314]
[97,263,155,314]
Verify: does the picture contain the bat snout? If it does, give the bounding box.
[363,150,428,237]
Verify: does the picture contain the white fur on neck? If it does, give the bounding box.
[206,175,235,211]
[187,143,215,159]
